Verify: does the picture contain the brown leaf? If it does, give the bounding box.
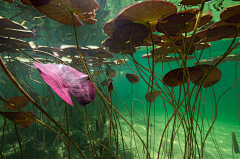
[126,74,139,84]
[145,91,162,103]
[31,0,99,26]
[0,111,35,128]
[5,96,29,110]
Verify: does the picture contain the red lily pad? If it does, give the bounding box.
[180,0,212,5]
[196,25,238,40]
[103,19,118,37]
[0,111,35,128]
[0,28,35,38]
[194,43,211,50]
[29,0,51,7]
[101,78,113,86]
[163,67,204,87]
[181,10,213,33]
[106,69,116,78]
[192,65,222,88]
[113,23,149,45]
[220,4,240,23]
[102,37,135,54]
[0,36,36,49]
[0,16,27,30]
[31,0,99,26]
[145,91,162,103]
[115,1,177,24]
[5,96,29,110]
[85,46,114,58]
[34,62,96,106]
[154,56,194,63]
[156,9,199,35]
[126,73,139,84]
[20,0,32,5]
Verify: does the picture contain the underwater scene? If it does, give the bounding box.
[1,0,240,158]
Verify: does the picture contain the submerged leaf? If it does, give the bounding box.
[145,91,162,103]
[5,96,29,110]
[42,96,51,106]
[31,0,99,25]
[0,111,35,128]
[126,74,139,84]
[34,62,96,107]
[115,1,177,24]
[192,65,222,88]
[106,69,116,78]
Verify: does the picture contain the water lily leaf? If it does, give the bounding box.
[106,69,116,78]
[20,0,32,5]
[0,111,35,128]
[34,62,96,107]
[220,4,240,23]
[5,96,29,110]
[103,19,118,37]
[31,0,99,25]
[101,78,113,86]
[145,91,162,103]
[113,23,149,46]
[156,9,199,35]
[30,0,51,7]
[192,65,222,88]
[115,1,177,24]
[163,67,204,87]
[180,0,212,5]
[0,16,27,30]
[126,73,139,84]
[0,28,35,38]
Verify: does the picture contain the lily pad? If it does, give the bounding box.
[31,0,99,26]
[180,0,212,5]
[145,91,162,103]
[115,1,177,24]
[106,69,116,78]
[220,4,240,23]
[0,28,35,38]
[126,73,139,84]
[163,67,204,87]
[192,65,222,88]
[0,111,35,128]
[0,16,27,30]
[5,96,29,110]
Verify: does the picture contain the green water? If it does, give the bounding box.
[1,0,240,159]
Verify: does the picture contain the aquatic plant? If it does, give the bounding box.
[0,0,240,159]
